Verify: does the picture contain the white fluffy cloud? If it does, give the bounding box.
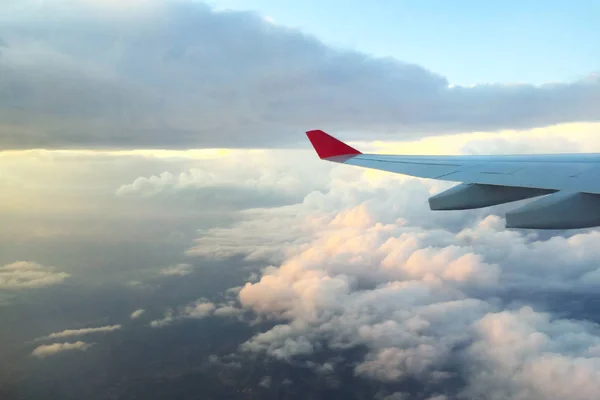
[116,151,329,209]
[182,163,600,399]
[463,307,600,400]
[31,341,92,358]
[0,261,69,289]
[1,0,599,150]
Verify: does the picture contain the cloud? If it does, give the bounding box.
[1,0,599,150]
[31,341,92,358]
[0,261,69,289]
[180,163,600,397]
[160,263,193,277]
[117,169,305,209]
[150,300,216,328]
[130,309,145,319]
[39,325,121,340]
[150,309,177,328]
[149,298,244,328]
[214,304,243,317]
[115,150,331,212]
[258,376,272,388]
[185,167,493,262]
[184,300,216,318]
[463,307,600,400]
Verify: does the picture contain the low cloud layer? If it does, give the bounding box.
[1,0,599,150]
[0,261,69,289]
[7,134,600,397]
[178,163,600,399]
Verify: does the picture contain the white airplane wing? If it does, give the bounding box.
[306,129,600,230]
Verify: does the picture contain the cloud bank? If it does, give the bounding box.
[1,0,599,150]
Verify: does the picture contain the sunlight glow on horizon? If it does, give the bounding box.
[1,122,600,159]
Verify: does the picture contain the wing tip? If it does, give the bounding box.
[305,129,362,160]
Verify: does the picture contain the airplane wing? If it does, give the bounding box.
[306,129,600,230]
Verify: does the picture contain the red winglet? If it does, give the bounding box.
[306,130,362,160]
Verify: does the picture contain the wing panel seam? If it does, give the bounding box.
[355,157,463,167]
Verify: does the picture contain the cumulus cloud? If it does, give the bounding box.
[39,325,121,340]
[463,307,600,400]
[1,0,599,150]
[0,261,69,289]
[115,150,331,212]
[31,341,92,358]
[130,309,145,319]
[117,170,300,210]
[185,167,493,261]
[195,174,497,379]
[181,163,600,398]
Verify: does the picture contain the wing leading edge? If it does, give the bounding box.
[306,129,600,230]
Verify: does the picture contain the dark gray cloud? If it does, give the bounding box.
[1,0,599,150]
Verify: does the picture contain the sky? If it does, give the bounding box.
[209,0,600,85]
[2,1,600,400]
